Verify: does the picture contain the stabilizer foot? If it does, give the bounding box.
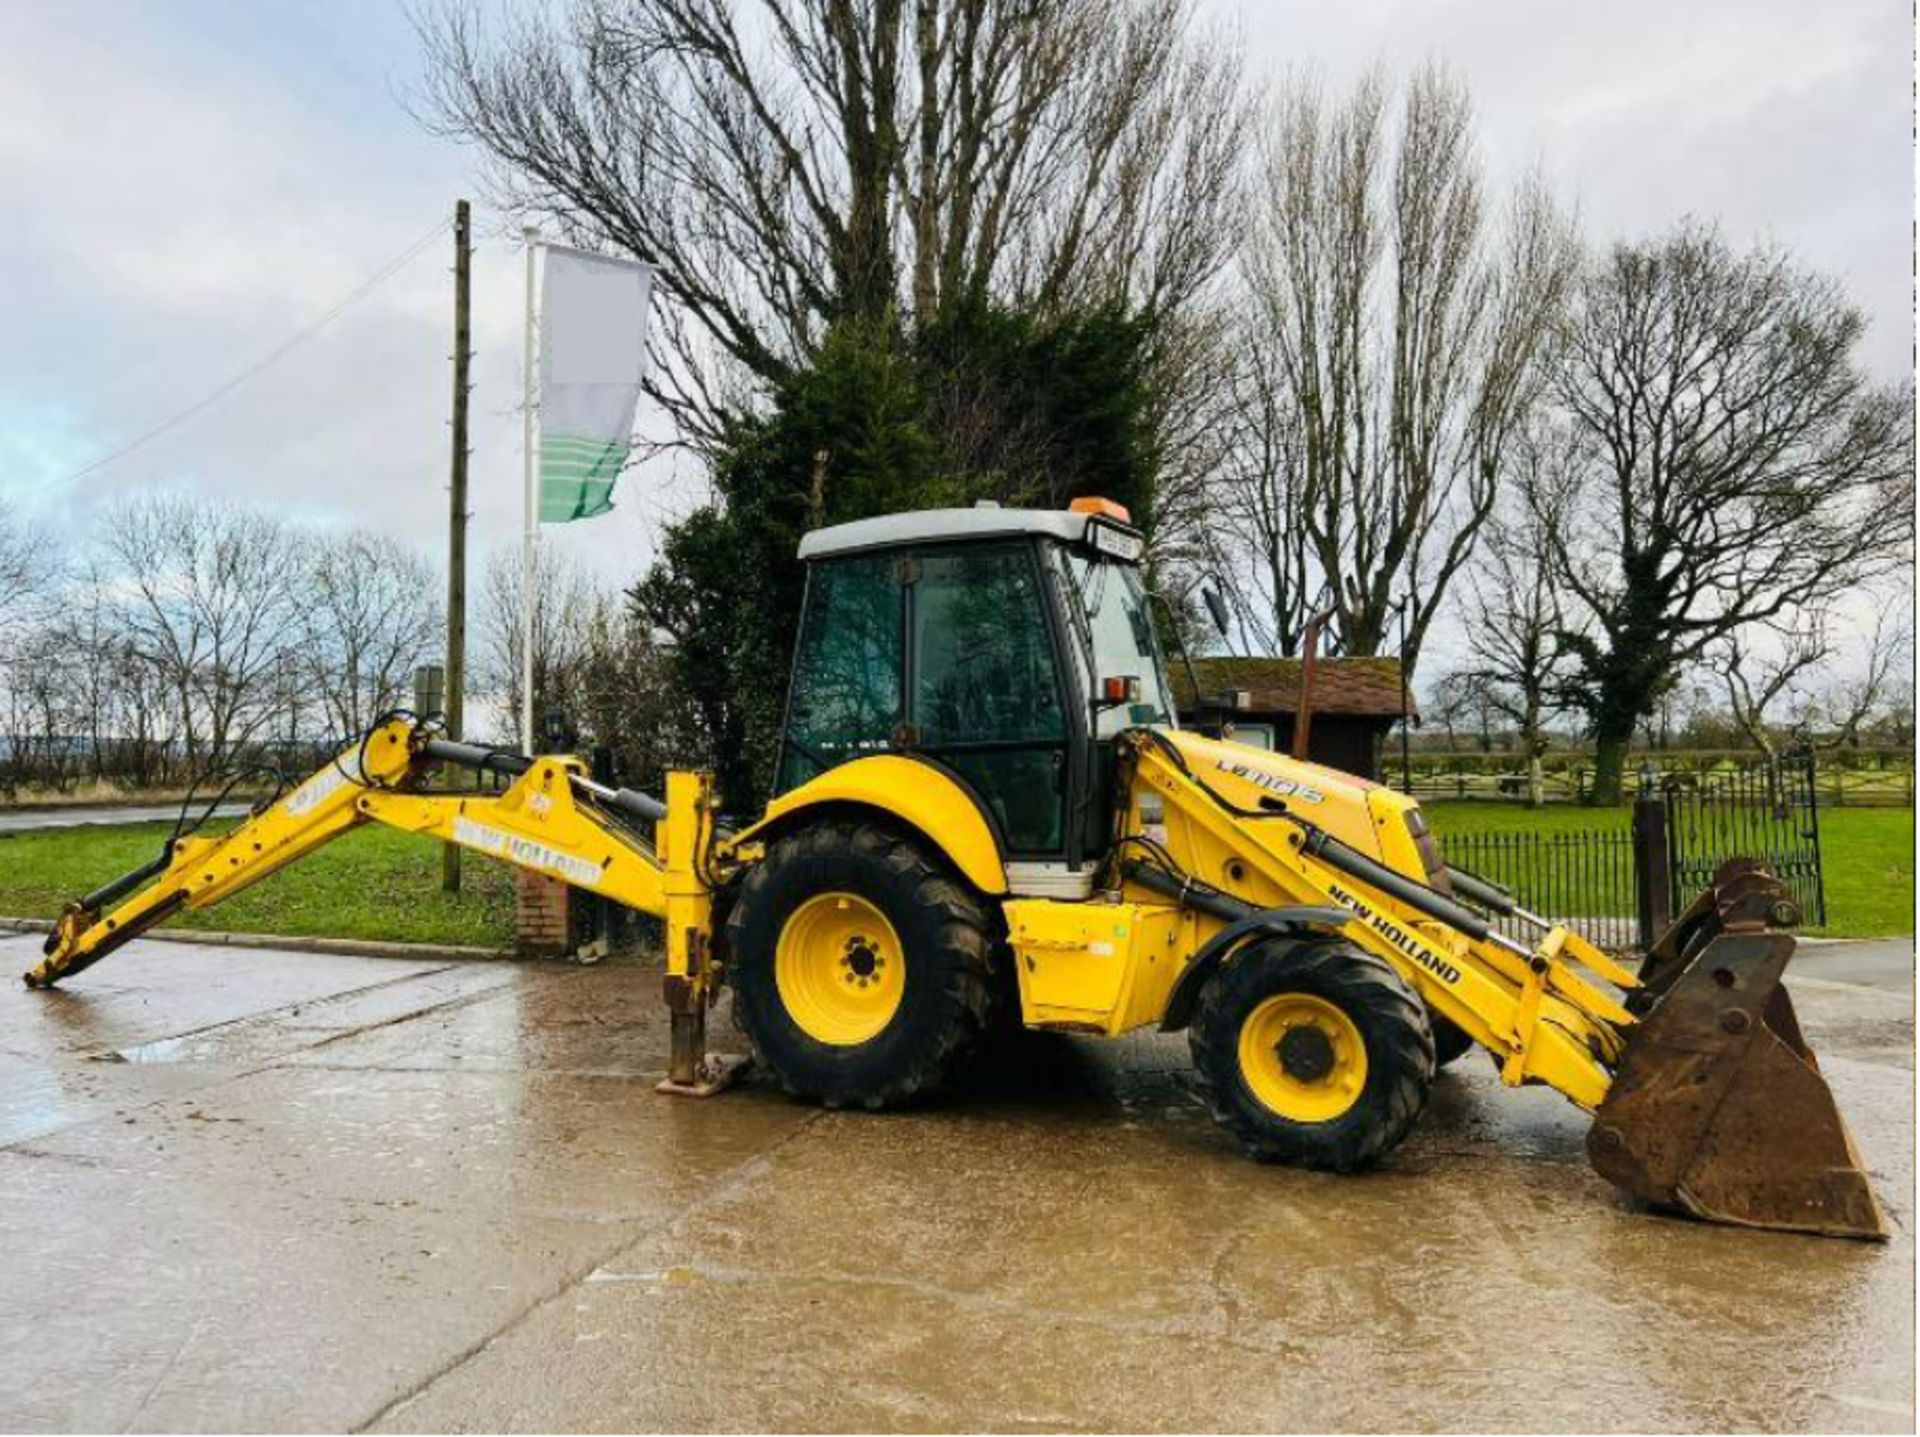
[656,1053,752,1098]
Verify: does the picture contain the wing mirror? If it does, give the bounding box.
[1201,585,1230,639]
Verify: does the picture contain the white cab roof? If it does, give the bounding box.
[799,505,1108,560]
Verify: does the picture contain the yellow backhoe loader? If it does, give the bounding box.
[26,501,1884,1240]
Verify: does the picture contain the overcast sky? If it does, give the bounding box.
[0,0,1911,670]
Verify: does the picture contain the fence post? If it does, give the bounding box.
[1632,763,1672,950]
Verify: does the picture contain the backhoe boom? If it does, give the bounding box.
[26,718,728,1089]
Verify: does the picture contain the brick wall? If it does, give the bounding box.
[515,870,577,956]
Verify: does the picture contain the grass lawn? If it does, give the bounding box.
[1802,807,1916,940]
[0,820,517,948]
[1426,801,1913,940]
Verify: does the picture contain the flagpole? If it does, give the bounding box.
[520,227,539,755]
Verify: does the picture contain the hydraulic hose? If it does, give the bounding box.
[1122,860,1256,923]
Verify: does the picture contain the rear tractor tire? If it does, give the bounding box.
[726,818,994,1110]
[1191,938,1435,1172]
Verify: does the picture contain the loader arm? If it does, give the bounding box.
[25,717,729,1088]
[1122,731,1635,1110]
[1119,728,1885,1239]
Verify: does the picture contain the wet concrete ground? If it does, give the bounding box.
[0,933,1910,1433]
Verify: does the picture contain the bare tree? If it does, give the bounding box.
[415,0,1248,450]
[1458,471,1569,805]
[1712,614,1905,810]
[0,501,56,793]
[1201,316,1312,654]
[480,546,600,746]
[1237,65,1576,674]
[99,496,306,772]
[0,500,49,637]
[1424,669,1498,756]
[303,532,443,739]
[1796,614,1912,750]
[1538,223,1914,802]
[1715,621,1829,766]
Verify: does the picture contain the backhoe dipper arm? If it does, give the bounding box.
[27,721,721,1038]
[26,719,421,988]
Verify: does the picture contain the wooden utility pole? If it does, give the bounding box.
[443,199,472,892]
[1291,598,1338,762]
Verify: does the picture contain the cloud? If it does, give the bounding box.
[1226,0,1913,378]
[0,0,1906,674]
[0,0,670,597]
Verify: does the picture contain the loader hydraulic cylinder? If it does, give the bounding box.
[1442,866,1517,915]
[1298,828,1493,941]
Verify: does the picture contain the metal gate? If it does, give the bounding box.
[1663,747,1826,928]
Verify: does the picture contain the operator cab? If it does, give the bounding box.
[776,499,1174,892]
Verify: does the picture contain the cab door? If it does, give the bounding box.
[906,543,1071,858]
[775,552,903,794]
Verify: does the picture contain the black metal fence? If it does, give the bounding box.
[1439,825,1640,952]
[1434,749,1828,953]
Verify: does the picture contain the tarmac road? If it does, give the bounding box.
[0,933,1910,1432]
[0,802,249,833]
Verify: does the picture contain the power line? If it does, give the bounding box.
[50,216,454,487]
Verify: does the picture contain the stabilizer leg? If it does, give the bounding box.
[656,974,750,1098]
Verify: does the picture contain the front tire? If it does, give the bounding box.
[1191,938,1435,1171]
[1429,1009,1475,1068]
[727,818,993,1109]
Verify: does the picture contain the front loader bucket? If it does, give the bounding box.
[1587,860,1887,1241]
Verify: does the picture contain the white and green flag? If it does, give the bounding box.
[536,246,654,523]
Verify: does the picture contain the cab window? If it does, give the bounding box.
[778,554,901,792]
[1061,551,1173,738]
[910,545,1067,855]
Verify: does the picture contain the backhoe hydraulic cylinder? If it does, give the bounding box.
[422,738,533,777]
[81,851,171,914]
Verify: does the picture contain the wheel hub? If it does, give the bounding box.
[842,937,882,984]
[774,893,905,1045]
[1278,1025,1335,1082]
[1237,991,1369,1123]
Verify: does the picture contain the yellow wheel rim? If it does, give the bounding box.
[775,892,906,1045]
[1237,992,1368,1123]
